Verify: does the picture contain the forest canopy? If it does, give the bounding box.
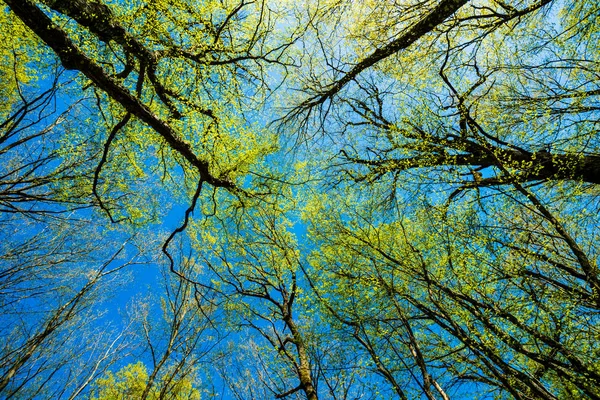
[1,0,599,399]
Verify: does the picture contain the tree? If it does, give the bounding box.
[131,253,220,400]
[303,186,600,398]
[286,0,600,398]
[0,215,143,399]
[3,0,294,200]
[190,192,320,400]
[289,0,599,189]
[0,8,156,398]
[3,0,600,399]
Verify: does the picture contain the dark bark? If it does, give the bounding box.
[42,1,135,45]
[282,313,319,400]
[344,148,600,185]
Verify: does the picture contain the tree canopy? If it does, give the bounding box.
[1,0,599,399]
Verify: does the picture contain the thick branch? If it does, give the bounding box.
[345,149,600,185]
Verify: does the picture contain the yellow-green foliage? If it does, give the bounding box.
[89,362,201,400]
[0,7,41,117]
